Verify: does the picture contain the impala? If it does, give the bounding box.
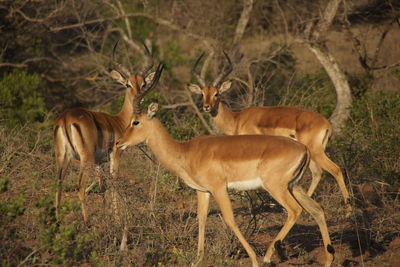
[53,41,163,250]
[188,52,352,214]
[116,102,335,267]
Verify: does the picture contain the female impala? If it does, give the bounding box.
[53,41,163,225]
[116,103,335,267]
[188,52,352,214]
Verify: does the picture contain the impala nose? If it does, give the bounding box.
[203,105,211,112]
[116,141,127,150]
[115,140,123,149]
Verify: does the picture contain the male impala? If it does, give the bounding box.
[53,41,163,249]
[116,102,335,267]
[188,52,352,214]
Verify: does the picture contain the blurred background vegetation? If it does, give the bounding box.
[0,0,399,266]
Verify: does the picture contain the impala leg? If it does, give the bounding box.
[109,146,128,251]
[263,186,302,264]
[54,127,71,220]
[119,223,128,251]
[103,175,127,251]
[291,185,334,267]
[307,160,323,197]
[212,187,259,267]
[96,164,106,193]
[55,156,71,220]
[77,160,94,222]
[85,165,102,194]
[313,152,352,215]
[110,145,123,179]
[193,191,210,266]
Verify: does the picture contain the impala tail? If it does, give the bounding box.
[288,148,311,191]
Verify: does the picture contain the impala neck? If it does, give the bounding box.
[116,89,135,126]
[212,102,239,135]
[146,119,186,173]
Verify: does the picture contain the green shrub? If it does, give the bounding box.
[36,194,95,265]
[333,91,400,185]
[163,41,187,68]
[0,179,26,219]
[0,178,26,265]
[0,69,46,128]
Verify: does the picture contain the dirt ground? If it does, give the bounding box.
[1,146,399,267]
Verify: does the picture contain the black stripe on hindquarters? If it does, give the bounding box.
[288,151,309,190]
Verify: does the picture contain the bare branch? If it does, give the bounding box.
[344,16,398,72]
[311,0,341,41]
[162,102,191,109]
[0,57,56,69]
[275,0,289,42]
[50,12,215,50]
[344,25,370,71]
[10,2,66,24]
[371,19,396,67]
[116,0,133,41]
[41,72,102,83]
[369,61,400,71]
[232,0,254,48]
[12,8,44,22]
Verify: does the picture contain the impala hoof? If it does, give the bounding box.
[275,240,288,262]
[261,262,276,267]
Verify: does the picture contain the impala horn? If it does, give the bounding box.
[139,41,154,76]
[191,52,207,87]
[133,63,165,114]
[212,51,233,87]
[111,40,132,78]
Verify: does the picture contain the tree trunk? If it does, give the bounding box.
[304,0,352,134]
[307,43,352,134]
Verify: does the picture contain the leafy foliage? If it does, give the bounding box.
[333,91,400,185]
[0,178,26,264]
[36,194,95,265]
[0,69,46,127]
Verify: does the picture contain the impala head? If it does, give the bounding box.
[110,40,164,113]
[116,102,159,150]
[187,51,233,115]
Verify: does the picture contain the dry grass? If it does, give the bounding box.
[1,125,399,267]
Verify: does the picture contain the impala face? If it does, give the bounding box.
[116,115,144,150]
[201,86,219,112]
[189,51,233,115]
[188,81,232,115]
[111,70,155,96]
[116,103,158,150]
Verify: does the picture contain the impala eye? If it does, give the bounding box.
[132,121,140,126]
[214,92,219,97]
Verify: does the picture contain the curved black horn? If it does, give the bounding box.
[212,51,233,87]
[111,40,132,78]
[191,52,206,87]
[133,63,165,114]
[140,41,154,76]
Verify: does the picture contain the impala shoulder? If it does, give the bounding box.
[243,106,267,113]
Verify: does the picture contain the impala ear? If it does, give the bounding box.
[147,102,159,119]
[187,83,203,94]
[219,81,232,94]
[144,71,156,85]
[110,70,126,85]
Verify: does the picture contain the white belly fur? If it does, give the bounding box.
[227,178,263,191]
